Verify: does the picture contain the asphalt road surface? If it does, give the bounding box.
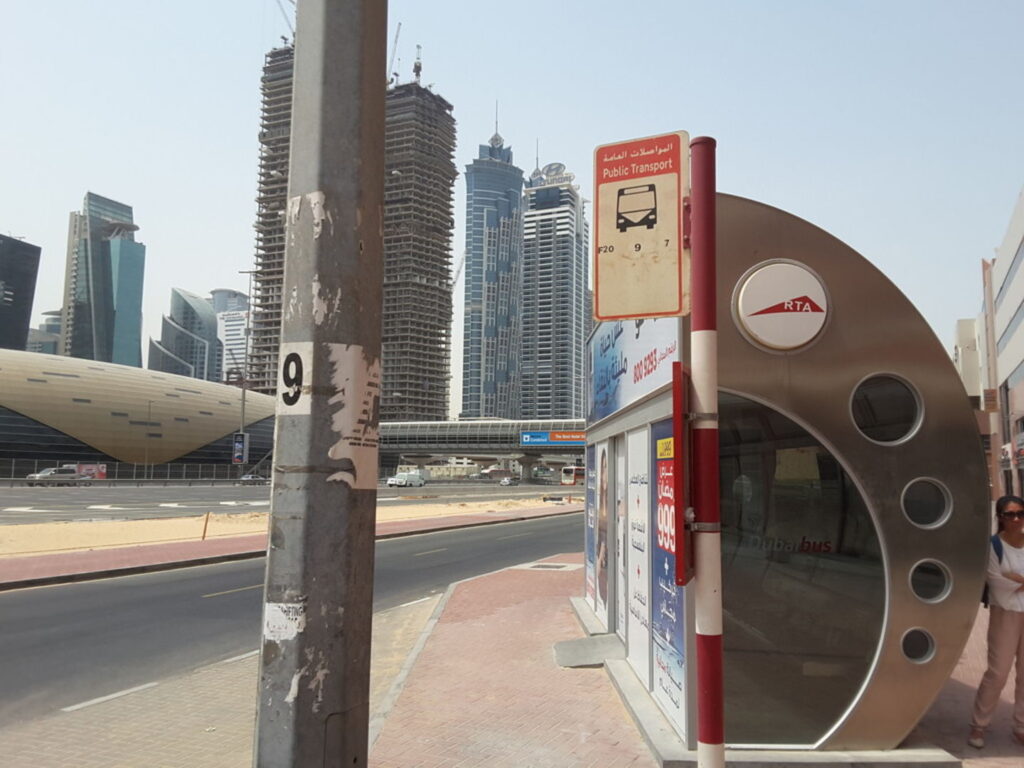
[0,511,583,727]
[0,483,576,525]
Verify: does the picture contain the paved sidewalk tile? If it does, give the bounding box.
[0,533,267,584]
[0,504,582,588]
[370,552,656,768]
[0,597,439,768]
[913,608,1024,767]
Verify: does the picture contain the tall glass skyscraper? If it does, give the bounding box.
[461,133,524,419]
[520,163,590,418]
[148,288,222,381]
[0,234,41,351]
[60,192,146,366]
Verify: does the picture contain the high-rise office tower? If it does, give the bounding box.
[460,132,523,419]
[210,290,250,383]
[380,78,457,422]
[148,288,222,381]
[26,310,62,355]
[60,192,146,366]
[248,45,294,394]
[520,162,590,418]
[0,234,41,351]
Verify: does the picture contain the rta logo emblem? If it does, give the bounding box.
[734,261,830,351]
[750,295,825,316]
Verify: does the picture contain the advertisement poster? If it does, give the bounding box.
[595,442,610,625]
[76,463,107,480]
[626,428,651,687]
[584,444,596,607]
[650,418,686,735]
[590,317,679,423]
[615,439,627,640]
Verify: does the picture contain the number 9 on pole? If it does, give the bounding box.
[277,342,314,415]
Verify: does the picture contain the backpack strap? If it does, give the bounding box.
[993,533,1004,563]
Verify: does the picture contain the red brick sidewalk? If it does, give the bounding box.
[0,504,583,589]
[370,552,656,768]
[912,608,1024,767]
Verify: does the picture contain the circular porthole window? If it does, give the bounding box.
[902,628,936,663]
[902,479,952,529]
[851,375,921,444]
[910,560,952,603]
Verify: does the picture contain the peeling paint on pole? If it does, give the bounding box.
[305,190,333,239]
[326,343,381,490]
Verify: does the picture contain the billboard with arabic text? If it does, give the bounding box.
[590,317,679,423]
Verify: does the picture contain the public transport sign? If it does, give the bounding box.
[593,131,690,321]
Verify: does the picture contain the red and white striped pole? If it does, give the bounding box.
[689,136,723,767]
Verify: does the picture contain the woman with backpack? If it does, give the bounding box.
[969,494,1024,749]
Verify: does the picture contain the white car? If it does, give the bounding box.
[386,473,426,487]
[25,467,91,487]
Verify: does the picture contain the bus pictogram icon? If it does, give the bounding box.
[617,184,658,232]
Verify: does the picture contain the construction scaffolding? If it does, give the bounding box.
[381,81,457,421]
[249,45,293,395]
[247,47,457,421]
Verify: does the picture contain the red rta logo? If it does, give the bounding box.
[750,295,825,316]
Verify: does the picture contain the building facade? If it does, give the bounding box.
[60,192,146,366]
[0,348,273,473]
[218,310,249,383]
[973,188,1024,496]
[520,163,590,418]
[148,288,222,381]
[460,133,524,419]
[248,45,294,394]
[0,234,41,350]
[381,80,458,421]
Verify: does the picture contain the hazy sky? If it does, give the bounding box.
[4,1,1023,414]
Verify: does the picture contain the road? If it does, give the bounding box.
[0,483,575,524]
[0,511,582,727]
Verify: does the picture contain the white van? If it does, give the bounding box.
[386,472,426,487]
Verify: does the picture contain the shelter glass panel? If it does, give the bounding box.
[719,392,884,745]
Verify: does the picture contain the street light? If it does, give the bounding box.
[144,399,152,481]
[237,269,256,477]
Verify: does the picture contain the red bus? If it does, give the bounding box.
[561,466,585,486]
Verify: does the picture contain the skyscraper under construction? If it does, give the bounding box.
[381,79,457,421]
[248,45,294,395]
[248,47,456,423]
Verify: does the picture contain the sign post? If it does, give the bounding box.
[689,136,723,768]
[594,132,690,321]
[593,130,722,764]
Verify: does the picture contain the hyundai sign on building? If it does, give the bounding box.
[582,193,987,754]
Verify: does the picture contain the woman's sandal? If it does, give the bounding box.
[1013,730,1024,747]
[968,728,984,749]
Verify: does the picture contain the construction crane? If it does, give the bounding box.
[274,0,294,37]
[452,251,466,286]
[387,22,402,86]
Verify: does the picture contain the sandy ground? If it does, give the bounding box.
[0,496,566,557]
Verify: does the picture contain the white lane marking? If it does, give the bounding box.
[220,650,259,664]
[219,501,241,506]
[398,596,431,608]
[3,507,34,512]
[87,505,116,509]
[202,584,263,598]
[158,503,182,508]
[498,533,530,540]
[413,548,447,557]
[61,682,159,712]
